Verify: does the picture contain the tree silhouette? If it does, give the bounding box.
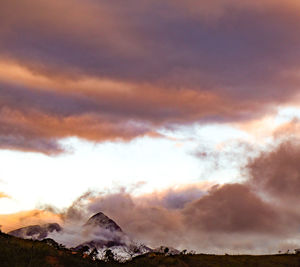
[78,245,90,256]
[89,248,98,260]
[104,249,115,262]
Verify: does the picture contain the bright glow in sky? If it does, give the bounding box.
[0,110,295,213]
[0,136,201,213]
[1,106,300,214]
[0,126,240,213]
[2,106,298,214]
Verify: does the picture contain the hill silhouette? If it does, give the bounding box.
[1,231,300,267]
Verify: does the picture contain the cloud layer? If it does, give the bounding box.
[4,138,300,254]
[2,0,300,153]
[57,140,300,252]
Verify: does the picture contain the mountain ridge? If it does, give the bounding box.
[7,211,152,260]
[8,223,62,240]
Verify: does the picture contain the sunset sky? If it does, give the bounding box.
[2,0,300,253]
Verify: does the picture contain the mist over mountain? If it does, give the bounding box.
[8,223,62,240]
[7,211,154,260]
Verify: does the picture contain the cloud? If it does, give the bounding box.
[0,210,62,232]
[0,192,10,199]
[183,184,279,234]
[2,169,294,253]
[247,137,300,202]
[3,124,300,253]
[74,177,300,252]
[2,157,300,254]
[2,1,300,153]
[21,138,300,252]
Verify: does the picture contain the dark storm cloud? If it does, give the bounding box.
[1,0,300,153]
[1,0,299,95]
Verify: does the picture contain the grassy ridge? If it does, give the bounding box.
[0,232,103,267]
[127,254,300,267]
[1,232,300,267]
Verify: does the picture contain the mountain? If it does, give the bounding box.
[79,212,129,248]
[8,223,62,240]
[7,212,151,261]
[84,212,123,233]
[75,212,152,260]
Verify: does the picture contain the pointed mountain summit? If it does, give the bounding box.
[84,212,123,233]
[76,212,151,260]
[75,212,128,253]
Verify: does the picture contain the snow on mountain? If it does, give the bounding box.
[75,212,152,261]
[7,212,152,261]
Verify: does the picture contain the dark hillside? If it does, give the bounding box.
[1,232,300,267]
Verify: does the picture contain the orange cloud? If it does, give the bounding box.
[0,210,62,232]
[0,192,10,199]
[2,1,300,154]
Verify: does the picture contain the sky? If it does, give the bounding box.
[2,0,300,253]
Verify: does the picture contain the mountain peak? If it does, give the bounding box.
[8,223,62,240]
[84,212,123,232]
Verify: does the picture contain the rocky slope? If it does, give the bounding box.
[8,223,62,240]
